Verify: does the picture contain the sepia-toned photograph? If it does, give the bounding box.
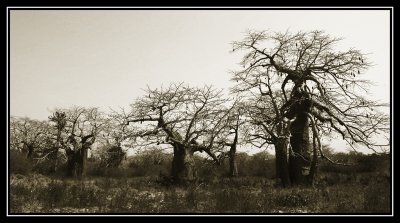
[7,7,392,215]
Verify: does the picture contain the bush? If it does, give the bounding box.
[41,179,66,208]
[214,188,260,213]
[195,157,226,181]
[10,173,391,213]
[86,160,129,178]
[274,189,317,208]
[248,152,275,178]
[33,159,56,175]
[10,150,33,174]
[319,153,390,175]
[125,149,172,177]
[363,180,391,213]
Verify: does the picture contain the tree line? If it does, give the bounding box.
[10,30,389,187]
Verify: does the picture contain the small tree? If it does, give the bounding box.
[96,111,130,168]
[214,99,248,177]
[225,110,241,177]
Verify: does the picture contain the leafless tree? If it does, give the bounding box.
[224,108,241,177]
[51,107,104,178]
[125,83,232,182]
[46,111,67,172]
[10,117,51,161]
[95,109,132,168]
[231,30,390,185]
[212,99,249,177]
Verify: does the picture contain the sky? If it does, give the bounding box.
[9,9,391,154]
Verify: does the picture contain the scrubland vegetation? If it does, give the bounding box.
[10,149,390,214]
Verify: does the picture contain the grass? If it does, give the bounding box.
[9,172,391,214]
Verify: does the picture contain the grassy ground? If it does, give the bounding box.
[9,172,391,214]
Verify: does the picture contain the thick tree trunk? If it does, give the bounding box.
[51,133,62,173]
[171,144,196,182]
[289,114,311,185]
[66,150,77,177]
[275,137,291,187]
[229,147,238,177]
[76,148,87,178]
[66,148,87,178]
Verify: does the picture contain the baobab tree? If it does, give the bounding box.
[10,117,50,160]
[47,111,67,172]
[125,83,232,182]
[231,30,390,185]
[241,93,294,186]
[52,107,104,177]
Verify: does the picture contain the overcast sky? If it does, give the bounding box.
[9,9,391,153]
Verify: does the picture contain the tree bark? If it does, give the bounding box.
[65,148,88,178]
[275,137,291,187]
[229,146,238,177]
[289,113,311,185]
[171,144,196,182]
[66,150,77,177]
[48,148,59,174]
[77,148,87,178]
[308,133,318,185]
[49,129,62,174]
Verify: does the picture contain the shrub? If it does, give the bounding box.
[274,189,316,208]
[41,179,66,208]
[63,182,104,208]
[363,180,391,213]
[10,150,33,174]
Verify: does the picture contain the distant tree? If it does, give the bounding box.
[249,151,275,177]
[125,83,232,183]
[47,111,67,172]
[10,117,50,160]
[96,111,131,168]
[127,147,172,176]
[51,107,104,178]
[232,30,389,186]
[225,109,241,177]
[214,99,249,177]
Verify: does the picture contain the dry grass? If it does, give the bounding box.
[9,173,391,214]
